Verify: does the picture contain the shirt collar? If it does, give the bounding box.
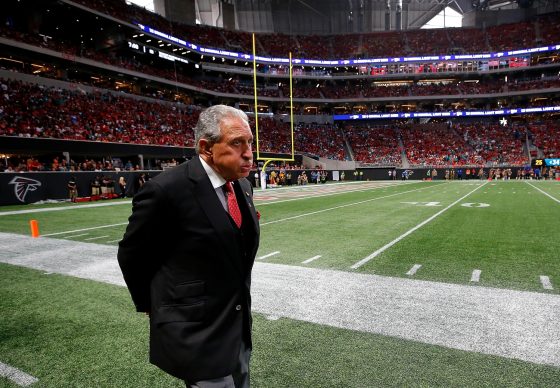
[199,156,226,189]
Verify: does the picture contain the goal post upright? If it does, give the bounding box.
[252,33,295,189]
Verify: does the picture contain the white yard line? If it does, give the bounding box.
[41,222,128,237]
[302,255,322,264]
[406,264,422,276]
[260,183,439,227]
[526,182,560,204]
[257,251,280,260]
[106,239,121,244]
[63,233,90,239]
[351,182,488,269]
[84,235,109,241]
[471,269,482,282]
[540,276,554,290]
[0,200,132,216]
[0,361,38,387]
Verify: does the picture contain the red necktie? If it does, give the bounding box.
[225,181,242,228]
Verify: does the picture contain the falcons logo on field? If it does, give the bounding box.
[9,176,42,202]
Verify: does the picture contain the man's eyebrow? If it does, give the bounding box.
[230,135,253,141]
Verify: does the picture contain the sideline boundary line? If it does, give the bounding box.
[260,183,442,227]
[0,361,38,386]
[0,200,132,216]
[42,222,128,237]
[526,182,560,204]
[351,182,487,269]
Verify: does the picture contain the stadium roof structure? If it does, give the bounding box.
[163,0,559,34]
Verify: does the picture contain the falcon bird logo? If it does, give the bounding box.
[9,176,42,202]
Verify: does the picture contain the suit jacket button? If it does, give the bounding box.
[235,305,242,311]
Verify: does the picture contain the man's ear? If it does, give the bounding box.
[199,139,213,157]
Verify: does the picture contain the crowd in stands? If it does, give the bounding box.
[0,79,198,146]
[331,34,361,59]
[453,123,527,166]
[400,123,481,166]
[447,28,487,53]
[528,121,560,158]
[280,83,322,99]
[344,126,401,165]
[2,77,558,168]
[361,31,402,58]
[486,21,536,51]
[3,155,123,172]
[321,81,364,99]
[405,29,452,56]
[250,117,292,154]
[295,124,347,160]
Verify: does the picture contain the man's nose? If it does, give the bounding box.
[242,146,253,159]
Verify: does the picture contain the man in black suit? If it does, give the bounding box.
[118,105,260,387]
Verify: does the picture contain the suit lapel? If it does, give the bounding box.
[235,179,260,270]
[236,179,259,236]
[187,157,244,277]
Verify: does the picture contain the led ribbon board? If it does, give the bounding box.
[136,24,560,67]
[332,106,560,121]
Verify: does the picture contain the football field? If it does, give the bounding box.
[1,179,559,387]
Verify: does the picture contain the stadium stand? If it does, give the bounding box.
[1,0,559,174]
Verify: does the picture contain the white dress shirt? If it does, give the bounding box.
[199,156,228,211]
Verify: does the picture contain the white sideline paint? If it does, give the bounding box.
[526,182,560,204]
[406,264,422,276]
[84,235,109,241]
[351,182,488,269]
[302,255,322,264]
[1,232,560,368]
[257,251,280,260]
[42,222,128,237]
[62,233,89,239]
[0,200,132,216]
[0,361,38,386]
[471,269,482,282]
[260,183,439,227]
[540,276,553,290]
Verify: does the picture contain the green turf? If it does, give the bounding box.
[364,181,560,292]
[1,263,559,387]
[0,180,558,293]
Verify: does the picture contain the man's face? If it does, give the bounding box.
[204,116,253,181]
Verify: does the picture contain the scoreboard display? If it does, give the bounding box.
[532,158,560,167]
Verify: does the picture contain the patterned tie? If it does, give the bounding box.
[225,181,242,228]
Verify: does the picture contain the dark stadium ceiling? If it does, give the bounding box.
[191,0,557,33]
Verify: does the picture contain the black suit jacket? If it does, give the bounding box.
[118,157,260,382]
